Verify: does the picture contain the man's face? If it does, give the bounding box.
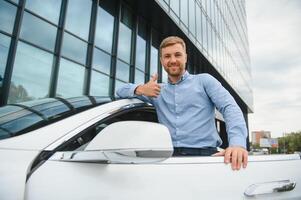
[160,43,187,78]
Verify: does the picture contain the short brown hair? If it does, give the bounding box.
[159,36,186,57]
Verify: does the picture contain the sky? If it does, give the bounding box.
[246,0,301,138]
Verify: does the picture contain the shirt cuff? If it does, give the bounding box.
[229,136,247,149]
[129,84,140,97]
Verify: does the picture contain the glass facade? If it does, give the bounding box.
[156,0,252,109]
[0,0,252,115]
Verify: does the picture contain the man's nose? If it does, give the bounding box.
[169,55,176,63]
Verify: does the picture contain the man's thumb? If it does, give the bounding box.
[150,73,158,82]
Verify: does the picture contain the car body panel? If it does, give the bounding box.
[0,149,40,200]
[25,155,301,200]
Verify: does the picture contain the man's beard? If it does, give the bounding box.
[166,64,184,77]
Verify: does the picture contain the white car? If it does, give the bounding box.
[0,96,300,200]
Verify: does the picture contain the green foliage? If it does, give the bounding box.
[278,131,301,154]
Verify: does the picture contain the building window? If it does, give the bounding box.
[25,0,61,24]
[135,18,147,84]
[92,48,111,75]
[61,32,87,64]
[0,33,11,90]
[65,0,92,40]
[0,1,17,34]
[8,42,53,103]
[90,70,109,96]
[56,58,85,98]
[95,6,114,54]
[116,60,130,82]
[180,0,188,28]
[20,12,57,51]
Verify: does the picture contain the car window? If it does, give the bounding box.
[0,96,111,140]
[58,105,158,151]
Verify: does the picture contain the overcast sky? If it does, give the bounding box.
[246,0,301,138]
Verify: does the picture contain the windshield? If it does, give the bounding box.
[0,96,111,140]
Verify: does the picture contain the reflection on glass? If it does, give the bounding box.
[170,0,179,16]
[0,1,17,34]
[150,46,158,76]
[0,34,11,85]
[114,79,127,96]
[189,0,196,35]
[62,32,87,64]
[25,0,61,24]
[180,0,188,26]
[116,60,129,82]
[202,12,208,50]
[56,58,85,98]
[95,7,114,53]
[90,70,110,96]
[196,5,202,43]
[20,12,57,51]
[8,42,53,103]
[134,69,144,84]
[93,48,111,75]
[117,23,132,63]
[65,0,92,40]
[162,68,168,83]
[135,35,146,71]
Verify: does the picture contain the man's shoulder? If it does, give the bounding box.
[192,73,215,82]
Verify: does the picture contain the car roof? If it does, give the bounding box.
[0,96,112,140]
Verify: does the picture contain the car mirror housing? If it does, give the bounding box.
[51,121,173,164]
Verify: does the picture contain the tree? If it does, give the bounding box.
[278,131,301,154]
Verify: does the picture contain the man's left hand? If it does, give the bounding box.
[213,146,248,170]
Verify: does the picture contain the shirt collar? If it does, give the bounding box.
[168,71,190,85]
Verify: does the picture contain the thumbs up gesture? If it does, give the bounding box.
[135,74,161,97]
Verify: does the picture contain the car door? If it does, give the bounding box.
[24,104,301,200]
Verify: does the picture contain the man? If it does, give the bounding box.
[117,36,248,170]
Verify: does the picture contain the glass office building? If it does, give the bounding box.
[0,0,252,147]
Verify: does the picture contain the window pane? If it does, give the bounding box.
[8,42,53,103]
[202,12,208,50]
[56,58,85,98]
[0,34,11,87]
[116,60,129,82]
[170,0,179,16]
[20,12,57,51]
[90,70,109,96]
[93,48,111,75]
[95,7,114,53]
[180,0,188,27]
[135,35,146,71]
[196,5,202,43]
[162,67,168,83]
[25,0,61,24]
[134,69,144,84]
[114,79,126,96]
[117,23,132,63]
[150,46,158,76]
[0,1,17,34]
[189,0,196,36]
[65,0,92,40]
[62,32,87,64]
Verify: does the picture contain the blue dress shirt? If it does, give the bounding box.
[116,71,247,148]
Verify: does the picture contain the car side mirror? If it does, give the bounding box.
[51,121,173,164]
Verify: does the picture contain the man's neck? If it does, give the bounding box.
[168,71,186,84]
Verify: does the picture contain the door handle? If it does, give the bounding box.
[244,180,296,197]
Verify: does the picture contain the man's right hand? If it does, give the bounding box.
[135,74,161,97]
